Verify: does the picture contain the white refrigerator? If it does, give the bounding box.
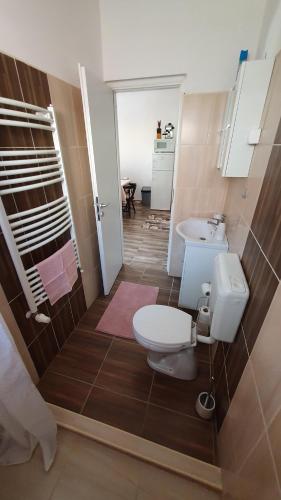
[151,153,174,210]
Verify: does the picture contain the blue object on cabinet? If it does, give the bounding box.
[239,50,248,63]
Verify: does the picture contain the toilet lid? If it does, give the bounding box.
[133,305,192,347]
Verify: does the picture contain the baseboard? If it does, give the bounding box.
[48,403,222,493]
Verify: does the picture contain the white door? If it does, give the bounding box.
[78,64,122,294]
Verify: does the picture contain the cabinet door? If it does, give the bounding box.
[220,59,273,178]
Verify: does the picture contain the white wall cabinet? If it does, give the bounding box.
[218,59,274,177]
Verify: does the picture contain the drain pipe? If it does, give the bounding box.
[197,333,216,345]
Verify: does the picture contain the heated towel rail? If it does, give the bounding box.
[0,97,81,323]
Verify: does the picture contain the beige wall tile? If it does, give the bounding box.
[48,75,76,147]
[251,283,281,425]
[236,434,280,500]
[219,361,264,472]
[225,215,249,256]
[207,92,228,145]
[170,92,229,274]
[177,144,226,189]
[82,264,101,309]
[218,410,237,473]
[181,93,214,145]
[268,406,281,487]
[78,147,93,196]
[71,86,87,148]
[61,146,83,202]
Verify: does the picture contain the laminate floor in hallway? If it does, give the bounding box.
[38,204,216,464]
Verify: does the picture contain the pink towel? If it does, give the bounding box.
[36,240,78,305]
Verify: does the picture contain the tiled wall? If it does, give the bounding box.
[213,51,281,430]
[0,52,97,377]
[47,75,101,307]
[214,52,281,498]
[218,284,281,499]
[169,92,229,276]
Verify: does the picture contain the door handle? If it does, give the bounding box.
[94,197,111,221]
[99,203,111,208]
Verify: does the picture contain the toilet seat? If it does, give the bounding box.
[133,305,192,352]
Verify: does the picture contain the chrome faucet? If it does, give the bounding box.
[207,214,225,226]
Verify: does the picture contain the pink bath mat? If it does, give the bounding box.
[96,281,159,339]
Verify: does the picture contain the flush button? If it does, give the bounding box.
[230,276,246,293]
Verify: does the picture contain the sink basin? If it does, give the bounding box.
[176,218,228,249]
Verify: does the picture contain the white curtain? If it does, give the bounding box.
[0,313,57,471]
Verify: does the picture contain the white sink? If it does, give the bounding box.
[176,218,228,250]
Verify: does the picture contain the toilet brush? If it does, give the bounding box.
[195,377,216,420]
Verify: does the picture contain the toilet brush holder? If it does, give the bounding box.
[196,392,215,420]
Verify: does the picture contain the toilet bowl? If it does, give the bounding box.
[133,304,198,380]
[133,254,250,381]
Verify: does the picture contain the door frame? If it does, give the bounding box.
[107,74,187,271]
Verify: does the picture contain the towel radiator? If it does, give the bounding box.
[0,97,81,323]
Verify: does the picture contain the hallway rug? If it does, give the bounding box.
[96,281,159,339]
[142,214,170,231]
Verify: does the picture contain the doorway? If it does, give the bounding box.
[114,86,180,273]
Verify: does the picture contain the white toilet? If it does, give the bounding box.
[133,253,249,380]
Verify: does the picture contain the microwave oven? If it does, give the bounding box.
[154,139,175,153]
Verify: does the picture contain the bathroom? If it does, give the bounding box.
[0,1,281,499]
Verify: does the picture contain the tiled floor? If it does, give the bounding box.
[0,428,221,500]
[38,205,216,464]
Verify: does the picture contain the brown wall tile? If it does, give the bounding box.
[242,244,278,354]
[0,51,88,376]
[70,286,87,326]
[224,326,249,400]
[51,302,75,348]
[214,365,230,431]
[251,146,281,279]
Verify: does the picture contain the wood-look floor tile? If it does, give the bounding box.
[141,268,173,290]
[95,339,153,401]
[82,387,146,435]
[142,404,214,463]
[34,205,215,463]
[78,300,108,332]
[38,371,90,412]
[149,362,210,418]
[48,330,111,383]
[196,343,210,364]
